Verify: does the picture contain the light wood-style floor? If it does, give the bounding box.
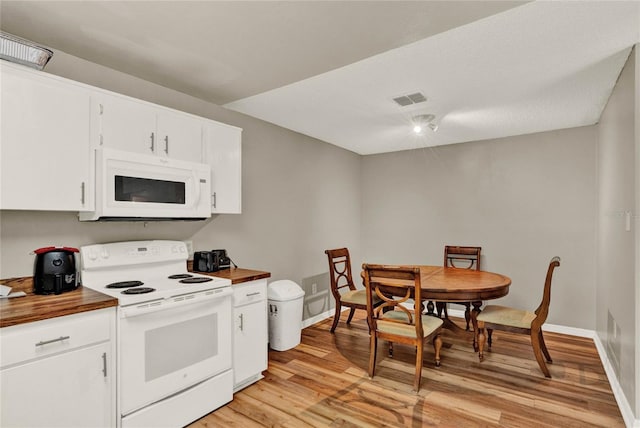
[190,312,624,427]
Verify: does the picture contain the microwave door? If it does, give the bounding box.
[80,147,211,221]
[113,175,186,205]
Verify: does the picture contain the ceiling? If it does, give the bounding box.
[1,1,639,155]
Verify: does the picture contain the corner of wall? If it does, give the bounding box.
[634,42,640,423]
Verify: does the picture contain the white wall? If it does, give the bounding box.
[361,126,598,329]
[596,46,637,414]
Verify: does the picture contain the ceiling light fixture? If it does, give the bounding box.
[0,32,53,70]
[412,114,437,134]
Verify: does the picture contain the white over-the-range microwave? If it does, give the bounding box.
[79,148,211,221]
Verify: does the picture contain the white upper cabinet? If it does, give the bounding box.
[91,93,156,155]
[93,93,203,163]
[156,109,204,162]
[0,62,93,211]
[204,121,242,214]
[0,62,241,214]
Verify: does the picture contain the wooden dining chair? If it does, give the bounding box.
[435,246,481,330]
[325,248,381,333]
[362,263,443,392]
[477,256,561,378]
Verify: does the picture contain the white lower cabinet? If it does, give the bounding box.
[0,308,116,428]
[233,279,268,391]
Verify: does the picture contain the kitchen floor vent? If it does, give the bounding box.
[392,92,427,107]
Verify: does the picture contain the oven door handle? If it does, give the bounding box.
[119,287,232,318]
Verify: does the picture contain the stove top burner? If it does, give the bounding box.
[179,277,213,284]
[168,274,193,279]
[121,287,156,295]
[106,280,144,289]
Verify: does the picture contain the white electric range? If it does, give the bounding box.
[80,240,233,428]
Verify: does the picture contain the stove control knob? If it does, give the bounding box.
[171,245,179,253]
[101,249,110,259]
[88,251,98,261]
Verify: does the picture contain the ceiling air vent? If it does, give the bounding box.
[392,92,427,107]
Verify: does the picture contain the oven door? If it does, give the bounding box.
[118,289,232,416]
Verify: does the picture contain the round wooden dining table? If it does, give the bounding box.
[415,266,511,349]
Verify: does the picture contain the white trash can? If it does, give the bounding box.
[267,280,305,351]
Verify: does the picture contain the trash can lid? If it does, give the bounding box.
[268,280,305,301]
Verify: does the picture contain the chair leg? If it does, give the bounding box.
[330,303,342,333]
[365,315,372,334]
[464,303,471,331]
[538,330,553,363]
[435,301,444,317]
[478,324,486,362]
[471,302,482,351]
[487,328,493,348]
[531,328,551,378]
[388,342,394,357]
[414,341,424,392]
[345,307,356,324]
[433,334,442,367]
[369,334,378,378]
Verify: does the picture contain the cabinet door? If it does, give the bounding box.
[95,92,157,155]
[204,122,242,214]
[0,342,113,428]
[156,109,203,162]
[0,63,92,211]
[234,300,268,387]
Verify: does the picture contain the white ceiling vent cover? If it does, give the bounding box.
[392,92,427,107]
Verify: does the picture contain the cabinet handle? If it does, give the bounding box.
[102,352,107,377]
[246,292,261,297]
[164,136,169,154]
[80,182,85,205]
[150,132,155,152]
[239,313,244,331]
[213,191,217,209]
[35,335,70,347]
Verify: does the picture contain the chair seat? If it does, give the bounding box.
[341,289,380,306]
[477,305,536,329]
[378,311,443,338]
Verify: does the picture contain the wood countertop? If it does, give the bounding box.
[1,266,270,328]
[0,277,118,329]
[186,262,271,284]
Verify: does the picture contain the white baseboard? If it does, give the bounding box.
[305,307,638,426]
[593,334,638,427]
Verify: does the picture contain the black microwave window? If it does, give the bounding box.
[115,176,186,204]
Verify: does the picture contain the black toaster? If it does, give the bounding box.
[194,251,217,272]
[193,249,231,272]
